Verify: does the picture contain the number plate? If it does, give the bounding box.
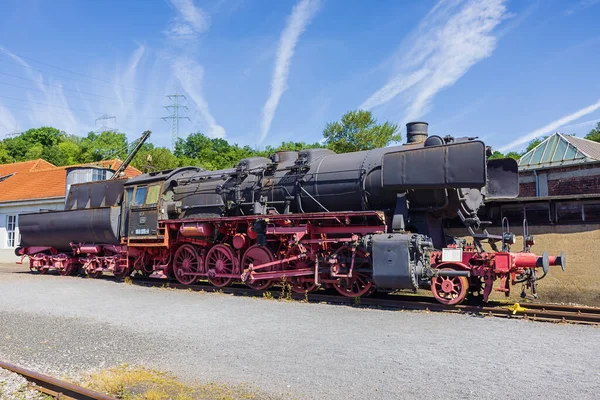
[442,248,463,262]
[135,228,150,235]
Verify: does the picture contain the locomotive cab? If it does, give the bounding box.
[123,167,205,244]
[125,183,163,239]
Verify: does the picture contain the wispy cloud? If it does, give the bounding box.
[565,0,600,16]
[360,0,508,123]
[0,105,17,135]
[162,0,225,139]
[560,118,600,131]
[497,99,600,152]
[0,46,79,134]
[165,0,210,41]
[109,45,147,134]
[259,0,320,143]
[172,56,225,138]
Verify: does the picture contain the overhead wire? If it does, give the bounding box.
[0,103,77,117]
[0,52,189,138]
[0,71,163,106]
[0,94,88,113]
[0,51,160,96]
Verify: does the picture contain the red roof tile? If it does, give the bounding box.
[0,159,141,203]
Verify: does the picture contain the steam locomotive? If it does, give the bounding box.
[16,122,565,305]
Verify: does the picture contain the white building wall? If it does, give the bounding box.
[0,198,64,263]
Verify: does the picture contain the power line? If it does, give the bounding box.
[1,50,156,96]
[0,102,77,116]
[0,59,163,100]
[162,89,190,149]
[0,94,88,113]
[0,72,161,106]
[0,102,161,121]
[0,58,133,95]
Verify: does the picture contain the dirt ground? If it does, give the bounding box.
[449,225,600,306]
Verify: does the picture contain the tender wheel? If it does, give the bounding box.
[206,244,237,287]
[285,246,318,294]
[113,262,132,280]
[431,269,469,305]
[242,245,274,290]
[173,244,201,285]
[54,254,77,276]
[85,260,102,278]
[332,246,374,298]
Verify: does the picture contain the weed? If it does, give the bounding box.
[279,277,293,301]
[79,364,270,400]
[353,296,361,306]
[123,276,133,285]
[263,291,274,300]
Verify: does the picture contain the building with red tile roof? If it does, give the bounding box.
[0,159,141,262]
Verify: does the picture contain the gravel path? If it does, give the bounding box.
[0,265,599,399]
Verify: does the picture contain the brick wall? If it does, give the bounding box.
[548,175,600,196]
[518,163,600,197]
[519,182,536,197]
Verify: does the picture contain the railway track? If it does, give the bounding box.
[118,275,600,325]
[0,361,115,400]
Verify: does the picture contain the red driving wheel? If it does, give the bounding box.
[431,268,469,305]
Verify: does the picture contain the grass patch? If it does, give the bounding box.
[80,365,275,400]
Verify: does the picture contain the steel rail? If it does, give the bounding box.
[0,361,116,400]
[118,276,600,325]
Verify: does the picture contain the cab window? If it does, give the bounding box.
[125,187,134,206]
[133,186,147,206]
[146,184,161,206]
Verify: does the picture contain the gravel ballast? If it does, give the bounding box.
[0,266,599,399]
[0,367,45,400]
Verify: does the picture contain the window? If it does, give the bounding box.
[146,184,161,206]
[6,215,16,248]
[125,187,134,206]
[92,169,107,181]
[556,202,583,223]
[133,186,147,206]
[584,203,600,223]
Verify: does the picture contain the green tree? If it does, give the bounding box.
[584,122,600,143]
[323,110,401,153]
[3,126,66,162]
[80,131,128,162]
[488,150,522,161]
[131,144,180,172]
[525,136,548,153]
[505,151,522,160]
[175,132,258,170]
[488,151,505,160]
[0,143,12,163]
[24,144,43,160]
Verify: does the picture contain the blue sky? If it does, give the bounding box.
[0,0,599,153]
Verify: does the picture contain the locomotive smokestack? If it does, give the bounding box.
[406,122,428,144]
